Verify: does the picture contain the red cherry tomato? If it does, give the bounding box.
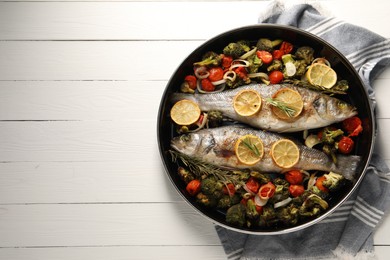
[315,175,329,193]
[186,179,201,196]
[342,116,363,137]
[269,70,284,84]
[338,136,354,154]
[223,183,236,196]
[256,50,273,64]
[184,75,197,90]
[272,49,284,60]
[245,177,260,193]
[201,78,215,92]
[289,185,305,197]
[208,67,224,82]
[222,55,233,69]
[258,182,276,200]
[285,170,304,185]
[280,41,294,54]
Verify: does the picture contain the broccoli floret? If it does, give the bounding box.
[217,194,240,209]
[201,176,223,200]
[299,194,329,217]
[250,171,271,184]
[207,110,223,128]
[237,40,251,52]
[295,46,315,64]
[269,178,290,204]
[277,204,299,226]
[223,43,246,59]
[177,167,194,184]
[256,38,283,52]
[258,205,278,227]
[226,203,246,227]
[196,192,217,207]
[267,59,283,72]
[320,127,344,144]
[245,199,260,220]
[294,60,308,77]
[322,172,346,192]
[247,54,263,74]
[193,51,222,67]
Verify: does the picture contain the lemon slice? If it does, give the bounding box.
[170,99,201,126]
[306,63,337,89]
[270,88,303,120]
[235,134,264,165]
[271,139,300,168]
[233,89,262,117]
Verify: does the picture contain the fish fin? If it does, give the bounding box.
[332,155,362,180]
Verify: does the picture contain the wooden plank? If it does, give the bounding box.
[1,77,389,120]
[0,203,220,247]
[0,41,389,81]
[0,162,182,204]
[0,246,226,260]
[0,1,388,40]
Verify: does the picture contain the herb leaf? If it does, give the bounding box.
[242,137,260,156]
[266,98,296,118]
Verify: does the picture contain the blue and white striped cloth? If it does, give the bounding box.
[216,2,390,259]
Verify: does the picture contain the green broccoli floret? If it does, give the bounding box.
[247,54,263,74]
[177,167,194,184]
[267,59,283,72]
[295,46,315,64]
[294,60,308,77]
[193,51,222,67]
[223,42,247,59]
[237,40,251,52]
[245,199,260,220]
[226,203,246,227]
[217,194,240,209]
[201,176,223,200]
[322,172,346,192]
[256,38,283,52]
[299,194,329,217]
[250,171,271,184]
[269,178,290,204]
[320,127,344,144]
[207,110,224,128]
[196,192,217,207]
[258,205,278,227]
[277,204,299,226]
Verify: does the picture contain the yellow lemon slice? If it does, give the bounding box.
[233,89,262,117]
[270,88,303,120]
[306,63,337,89]
[270,139,300,168]
[235,134,264,165]
[170,99,201,126]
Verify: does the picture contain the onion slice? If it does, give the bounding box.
[247,72,269,80]
[239,47,257,60]
[194,66,209,79]
[274,197,292,208]
[254,194,268,207]
[223,70,236,82]
[211,79,226,86]
[229,59,250,70]
[188,113,208,132]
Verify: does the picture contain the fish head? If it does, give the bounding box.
[171,131,216,157]
[313,95,357,122]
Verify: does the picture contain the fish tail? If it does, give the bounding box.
[332,155,362,180]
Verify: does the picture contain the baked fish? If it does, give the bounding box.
[171,125,360,179]
[171,83,357,133]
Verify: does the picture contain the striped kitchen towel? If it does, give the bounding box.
[215,2,390,259]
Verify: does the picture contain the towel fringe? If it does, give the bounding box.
[332,247,377,260]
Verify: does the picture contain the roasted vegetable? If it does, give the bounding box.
[177,167,194,184]
[295,46,315,64]
[226,203,246,227]
[267,59,283,72]
[322,172,347,192]
[250,171,271,184]
[194,51,222,67]
[223,42,247,59]
[207,110,223,128]
[247,54,263,73]
[256,38,282,52]
[299,194,329,217]
[217,194,240,209]
[196,192,218,207]
[269,178,290,204]
[201,176,223,199]
[245,198,260,220]
[277,204,299,226]
[258,205,278,227]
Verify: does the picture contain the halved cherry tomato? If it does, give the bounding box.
[342,116,363,137]
[289,185,305,197]
[272,49,284,60]
[201,78,215,92]
[258,182,276,200]
[184,75,197,90]
[338,136,354,154]
[285,170,304,185]
[223,183,236,196]
[208,67,224,82]
[245,177,260,193]
[256,50,273,64]
[269,70,284,84]
[315,175,329,193]
[186,179,201,196]
[280,41,294,54]
[222,55,233,69]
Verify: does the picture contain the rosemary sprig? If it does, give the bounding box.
[169,150,244,186]
[266,97,296,118]
[242,137,260,156]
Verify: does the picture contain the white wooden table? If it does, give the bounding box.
[0,0,389,259]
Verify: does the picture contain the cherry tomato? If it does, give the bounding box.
[222,55,233,69]
[342,116,363,137]
[240,198,263,214]
[269,70,284,84]
[272,49,284,60]
[338,136,354,154]
[289,185,305,197]
[256,50,273,64]
[186,179,201,196]
[234,66,249,81]
[315,175,329,193]
[184,75,197,90]
[280,41,294,54]
[285,170,304,185]
[223,183,236,196]
[245,177,260,193]
[208,67,224,82]
[201,78,215,92]
[258,182,276,200]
